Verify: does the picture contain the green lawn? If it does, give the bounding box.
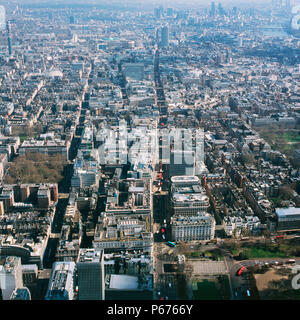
[284,132,300,143]
[246,247,289,259]
[190,252,202,258]
[258,129,300,159]
[233,247,291,259]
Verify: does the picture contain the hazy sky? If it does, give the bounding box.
[1,0,300,9]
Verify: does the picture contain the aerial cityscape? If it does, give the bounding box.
[0,0,300,302]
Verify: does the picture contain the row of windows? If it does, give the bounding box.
[94,241,152,248]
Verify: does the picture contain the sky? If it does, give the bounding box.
[1,0,300,10]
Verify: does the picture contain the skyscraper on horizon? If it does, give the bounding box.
[6,20,12,56]
[154,8,161,19]
[211,2,216,17]
[0,5,5,30]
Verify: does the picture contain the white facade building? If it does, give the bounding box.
[171,213,215,242]
[0,256,23,300]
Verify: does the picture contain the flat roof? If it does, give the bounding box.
[171,176,199,182]
[275,207,300,217]
[77,248,103,263]
[109,274,139,290]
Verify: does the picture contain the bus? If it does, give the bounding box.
[236,266,246,276]
[286,259,296,264]
[167,241,176,247]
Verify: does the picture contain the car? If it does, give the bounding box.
[169,283,172,288]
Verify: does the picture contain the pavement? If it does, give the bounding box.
[189,260,228,275]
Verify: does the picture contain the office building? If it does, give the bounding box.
[275,207,300,231]
[171,192,210,216]
[45,262,76,300]
[77,249,105,300]
[161,25,169,47]
[105,274,153,300]
[10,287,31,300]
[19,139,69,160]
[0,256,23,300]
[170,175,201,188]
[167,8,173,17]
[170,150,195,176]
[155,28,160,43]
[154,8,161,19]
[6,20,12,56]
[171,213,216,242]
[211,2,216,16]
[170,175,209,217]
[218,3,224,15]
[0,6,5,30]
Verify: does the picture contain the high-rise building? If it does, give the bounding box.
[161,25,169,47]
[0,256,23,300]
[159,5,164,16]
[77,248,105,300]
[6,20,12,56]
[0,6,5,30]
[154,8,161,19]
[210,2,216,17]
[170,150,195,176]
[155,28,160,43]
[218,3,224,15]
[45,262,76,300]
[166,8,173,17]
[10,287,31,300]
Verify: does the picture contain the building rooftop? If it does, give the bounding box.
[275,207,300,217]
[77,248,103,263]
[108,274,139,290]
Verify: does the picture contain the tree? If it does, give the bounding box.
[279,186,294,200]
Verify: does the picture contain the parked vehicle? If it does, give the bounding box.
[236,266,246,276]
[167,241,176,247]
